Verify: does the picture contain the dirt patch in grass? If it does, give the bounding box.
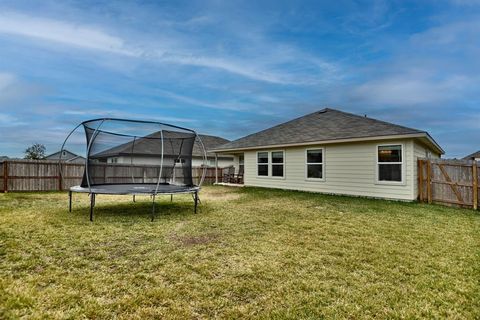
[170,233,220,246]
[201,187,242,201]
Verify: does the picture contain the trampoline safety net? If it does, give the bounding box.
[68,119,202,189]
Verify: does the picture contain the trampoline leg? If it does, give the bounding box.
[170,194,173,202]
[90,193,95,222]
[151,195,156,222]
[192,193,201,204]
[194,191,198,214]
[133,195,136,203]
[68,190,72,212]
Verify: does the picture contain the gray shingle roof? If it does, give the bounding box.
[215,108,426,151]
[463,150,480,160]
[92,133,230,158]
[195,135,230,155]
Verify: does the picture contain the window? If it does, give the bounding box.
[271,151,284,177]
[306,149,324,180]
[377,145,403,182]
[239,155,244,174]
[256,151,284,177]
[108,157,118,164]
[257,152,268,176]
[175,158,186,164]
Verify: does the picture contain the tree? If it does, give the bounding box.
[24,143,46,160]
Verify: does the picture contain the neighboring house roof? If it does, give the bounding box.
[213,108,444,154]
[92,133,231,159]
[195,135,231,156]
[463,150,480,160]
[45,150,85,163]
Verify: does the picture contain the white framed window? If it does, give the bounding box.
[271,151,285,178]
[257,152,269,176]
[175,158,186,164]
[376,144,404,184]
[256,151,285,178]
[305,148,324,181]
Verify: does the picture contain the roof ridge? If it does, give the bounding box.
[220,107,330,145]
[326,108,425,133]
[464,150,480,158]
[198,133,230,140]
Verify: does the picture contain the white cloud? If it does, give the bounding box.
[0,112,26,126]
[160,54,289,84]
[410,20,480,47]
[342,15,480,109]
[62,109,197,124]
[449,0,480,5]
[0,72,16,91]
[0,72,46,108]
[0,11,338,85]
[349,75,470,106]
[0,11,134,55]
[153,88,256,111]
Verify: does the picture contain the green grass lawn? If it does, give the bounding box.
[1,186,479,319]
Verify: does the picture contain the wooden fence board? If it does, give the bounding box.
[418,158,479,210]
[473,160,478,210]
[0,160,224,192]
[0,162,4,192]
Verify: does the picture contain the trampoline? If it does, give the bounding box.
[59,118,207,221]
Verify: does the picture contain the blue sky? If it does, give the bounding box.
[0,0,479,158]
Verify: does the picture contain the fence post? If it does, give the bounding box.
[426,160,432,204]
[104,165,107,184]
[473,160,478,210]
[58,163,63,191]
[3,161,8,193]
[215,154,218,184]
[418,160,423,201]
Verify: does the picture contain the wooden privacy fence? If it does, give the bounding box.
[0,160,224,192]
[418,158,479,210]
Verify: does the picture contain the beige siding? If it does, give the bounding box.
[204,157,234,168]
[114,155,233,167]
[243,139,418,200]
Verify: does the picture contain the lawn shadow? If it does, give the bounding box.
[70,198,204,222]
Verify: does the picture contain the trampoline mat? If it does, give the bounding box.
[70,184,199,195]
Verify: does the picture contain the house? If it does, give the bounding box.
[463,151,480,161]
[91,134,234,168]
[45,150,85,163]
[212,108,444,201]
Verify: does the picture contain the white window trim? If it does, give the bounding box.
[305,147,325,182]
[256,151,270,178]
[270,150,286,179]
[375,143,406,185]
[256,150,285,179]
